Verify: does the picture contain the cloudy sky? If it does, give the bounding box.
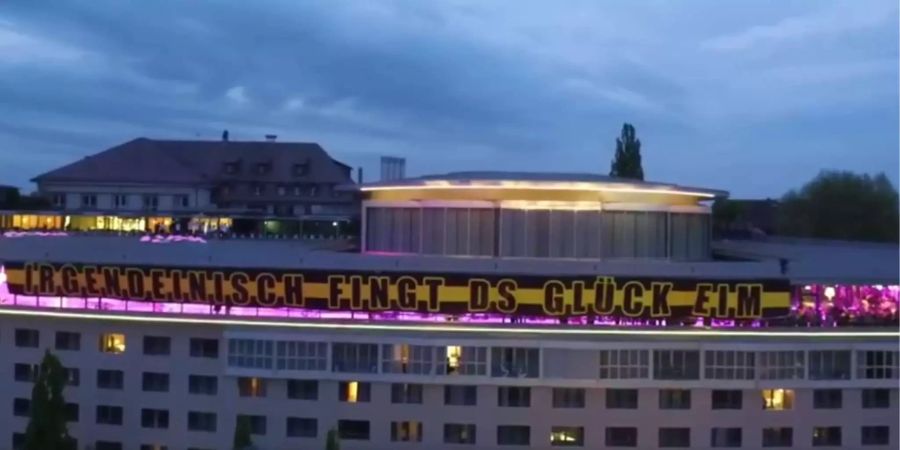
[1,0,897,197]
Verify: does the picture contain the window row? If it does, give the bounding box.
[11,329,219,358]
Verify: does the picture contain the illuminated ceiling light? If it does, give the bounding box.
[360,183,717,198]
[824,286,836,300]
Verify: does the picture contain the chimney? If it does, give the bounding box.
[265,134,277,142]
[380,156,406,181]
[357,167,364,184]
[222,130,229,141]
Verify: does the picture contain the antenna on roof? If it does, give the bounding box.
[222,130,229,142]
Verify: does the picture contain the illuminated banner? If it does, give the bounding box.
[3,262,791,319]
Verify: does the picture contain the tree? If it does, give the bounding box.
[609,123,644,180]
[24,350,74,450]
[233,415,253,450]
[777,171,899,242]
[325,427,340,450]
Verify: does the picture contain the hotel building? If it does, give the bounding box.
[0,172,896,450]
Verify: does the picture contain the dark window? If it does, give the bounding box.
[237,377,267,397]
[659,389,691,409]
[551,426,584,447]
[190,338,219,358]
[763,427,793,447]
[337,420,370,440]
[711,428,742,447]
[391,383,424,404]
[286,417,317,438]
[94,442,122,450]
[64,403,79,422]
[498,386,530,407]
[13,398,30,417]
[188,411,217,432]
[445,385,477,405]
[552,388,585,408]
[606,389,638,409]
[338,381,370,402]
[63,367,79,386]
[444,424,477,444]
[143,336,170,355]
[188,375,218,395]
[712,390,742,409]
[391,421,423,442]
[809,350,851,380]
[861,388,890,408]
[659,428,691,448]
[812,426,841,447]
[606,427,638,447]
[142,372,170,392]
[15,329,39,348]
[81,194,97,208]
[141,409,169,429]
[96,405,123,425]
[490,347,540,378]
[97,369,124,389]
[287,379,318,400]
[813,389,842,409]
[653,350,700,380]
[55,331,81,351]
[332,342,379,373]
[293,163,309,176]
[861,426,889,446]
[497,425,530,446]
[12,433,25,450]
[237,414,266,436]
[14,363,38,382]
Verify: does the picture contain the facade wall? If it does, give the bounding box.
[37,183,214,213]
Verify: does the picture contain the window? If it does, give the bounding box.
[758,351,805,379]
[861,426,889,446]
[52,193,65,207]
[176,195,189,208]
[12,432,25,450]
[599,349,649,379]
[95,442,122,450]
[96,405,123,425]
[142,372,169,392]
[287,379,318,400]
[391,383,424,404]
[552,388,585,408]
[857,350,899,379]
[237,377,266,397]
[99,333,126,354]
[237,414,266,435]
[188,411,217,432]
[337,420,370,440]
[445,424,477,444]
[113,194,128,208]
[606,389,638,409]
[332,342,379,373]
[445,385,477,405]
[659,428,690,448]
[439,345,487,375]
[705,350,755,379]
[65,402,79,422]
[763,427,793,447]
[97,369,124,389]
[762,389,794,410]
[142,195,158,211]
[292,163,309,176]
[491,347,540,378]
[551,426,584,447]
[15,328,39,348]
[382,344,434,374]
[813,389,842,409]
[141,409,169,429]
[55,331,80,351]
[498,425,530,446]
[338,381,370,403]
[654,350,700,380]
[711,428,742,447]
[498,386,531,407]
[276,340,327,371]
[188,375,217,395]
[14,363,38,382]
[712,390,742,409]
[391,421,423,442]
[862,388,890,408]
[606,427,638,447]
[809,350,851,380]
[287,417,317,438]
[228,339,273,369]
[13,398,30,417]
[225,162,238,174]
[63,367,79,386]
[812,426,841,447]
[252,184,263,196]
[659,389,691,409]
[143,336,170,355]
[190,338,219,358]
[81,194,97,208]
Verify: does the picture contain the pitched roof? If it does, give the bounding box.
[32,138,354,185]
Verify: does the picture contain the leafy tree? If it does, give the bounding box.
[325,427,340,450]
[609,123,644,180]
[777,171,899,242]
[24,350,74,450]
[233,415,253,450]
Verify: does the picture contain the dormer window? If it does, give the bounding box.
[253,184,264,196]
[256,163,270,175]
[277,186,286,196]
[224,162,239,174]
[292,162,310,177]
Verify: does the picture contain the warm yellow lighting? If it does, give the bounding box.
[446,346,461,370]
[346,381,359,403]
[361,182,717,198]
[99,333,126,354]
[499,200,604,211]
[762,389,794,410]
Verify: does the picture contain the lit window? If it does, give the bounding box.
[99,333,126,354]
[762,389,794,410]
[237,377,266,397]
[347,381,359,403]
[551,426,584,447]
[447,346,461,371]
